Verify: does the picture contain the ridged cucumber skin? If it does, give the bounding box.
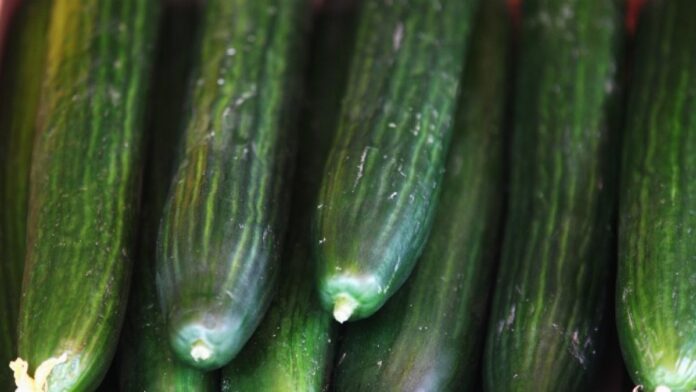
[483,0,622,390]
[17,1,159,390]
[617,1,696,390]
[118,4,215,391]
[334,1,508,390]
[0,0,51,388]
[313,0,477,322]
[220,3,358,390]
[156,0,310,371]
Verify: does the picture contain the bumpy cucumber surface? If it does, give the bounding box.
[0,0,51,389]
[617,1,696,390]
[313,0,477,323]
[156,0,309,371]
[220,2,358,390]
[334,1,509,390]
[15,1,159,390]
[483,0,622,390]
[118,3,215,391]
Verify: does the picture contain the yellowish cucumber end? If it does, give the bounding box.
[333,294,358,323]
[10,353,68,392]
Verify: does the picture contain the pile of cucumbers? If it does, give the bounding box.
[0,0,694,391]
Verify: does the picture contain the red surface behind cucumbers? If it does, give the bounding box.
[0,0,20,62]
[626,0,646,34]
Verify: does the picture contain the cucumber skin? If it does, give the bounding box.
[313,0,477,322]
[156,0,310,371]
[0,0,51,388]
[617,1,696,390]
[483,0,622,390]
[17,1,159,390]
[118,3,215,391]
[334,1,508,390]
[220,3,358,390]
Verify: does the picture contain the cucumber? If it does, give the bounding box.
[0,0,51,388]
[220,2,358,390]
[616,1,696,390]
[313,0,477,323]
[483,0,622,390]
[118,3,215,391]
[334,0,509,390]
[13,1,159,390]
[156,0,310,371]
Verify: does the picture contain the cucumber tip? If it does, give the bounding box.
[333,294,358,323]
[10,352,68,392]
[190,339,213,362]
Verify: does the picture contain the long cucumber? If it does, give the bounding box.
[334,0,509,390]
[156,0,310,371]
[117,3,215,391]
[616,0,696,390]
[13,1,159,390]
[220,2,358,390]
[483,0,622,390]
[313,0,478,323]
[0,0,51,388]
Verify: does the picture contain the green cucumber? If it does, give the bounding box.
[220,2,358,390]
[0,0,51,388]
[313,0,477,323]
[117,3,215,391]
[483,0,622,390]
[13,1,159,390]
[334,0,508,390]
[616,0,696,390]
[156,0,309,371]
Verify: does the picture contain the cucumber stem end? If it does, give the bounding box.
[10,352,68,392]
[333,294,358,323]
[190,339,213,362]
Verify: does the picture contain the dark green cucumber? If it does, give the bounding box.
[118,3,215,391]
[156,0,309,371]
[220,2,358,390]
[313,0,477,323]
[334,1,508,390]
[617,1,696,390]
[14,1,159,390]
[483,0,622,390]
[0,0,51,389]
